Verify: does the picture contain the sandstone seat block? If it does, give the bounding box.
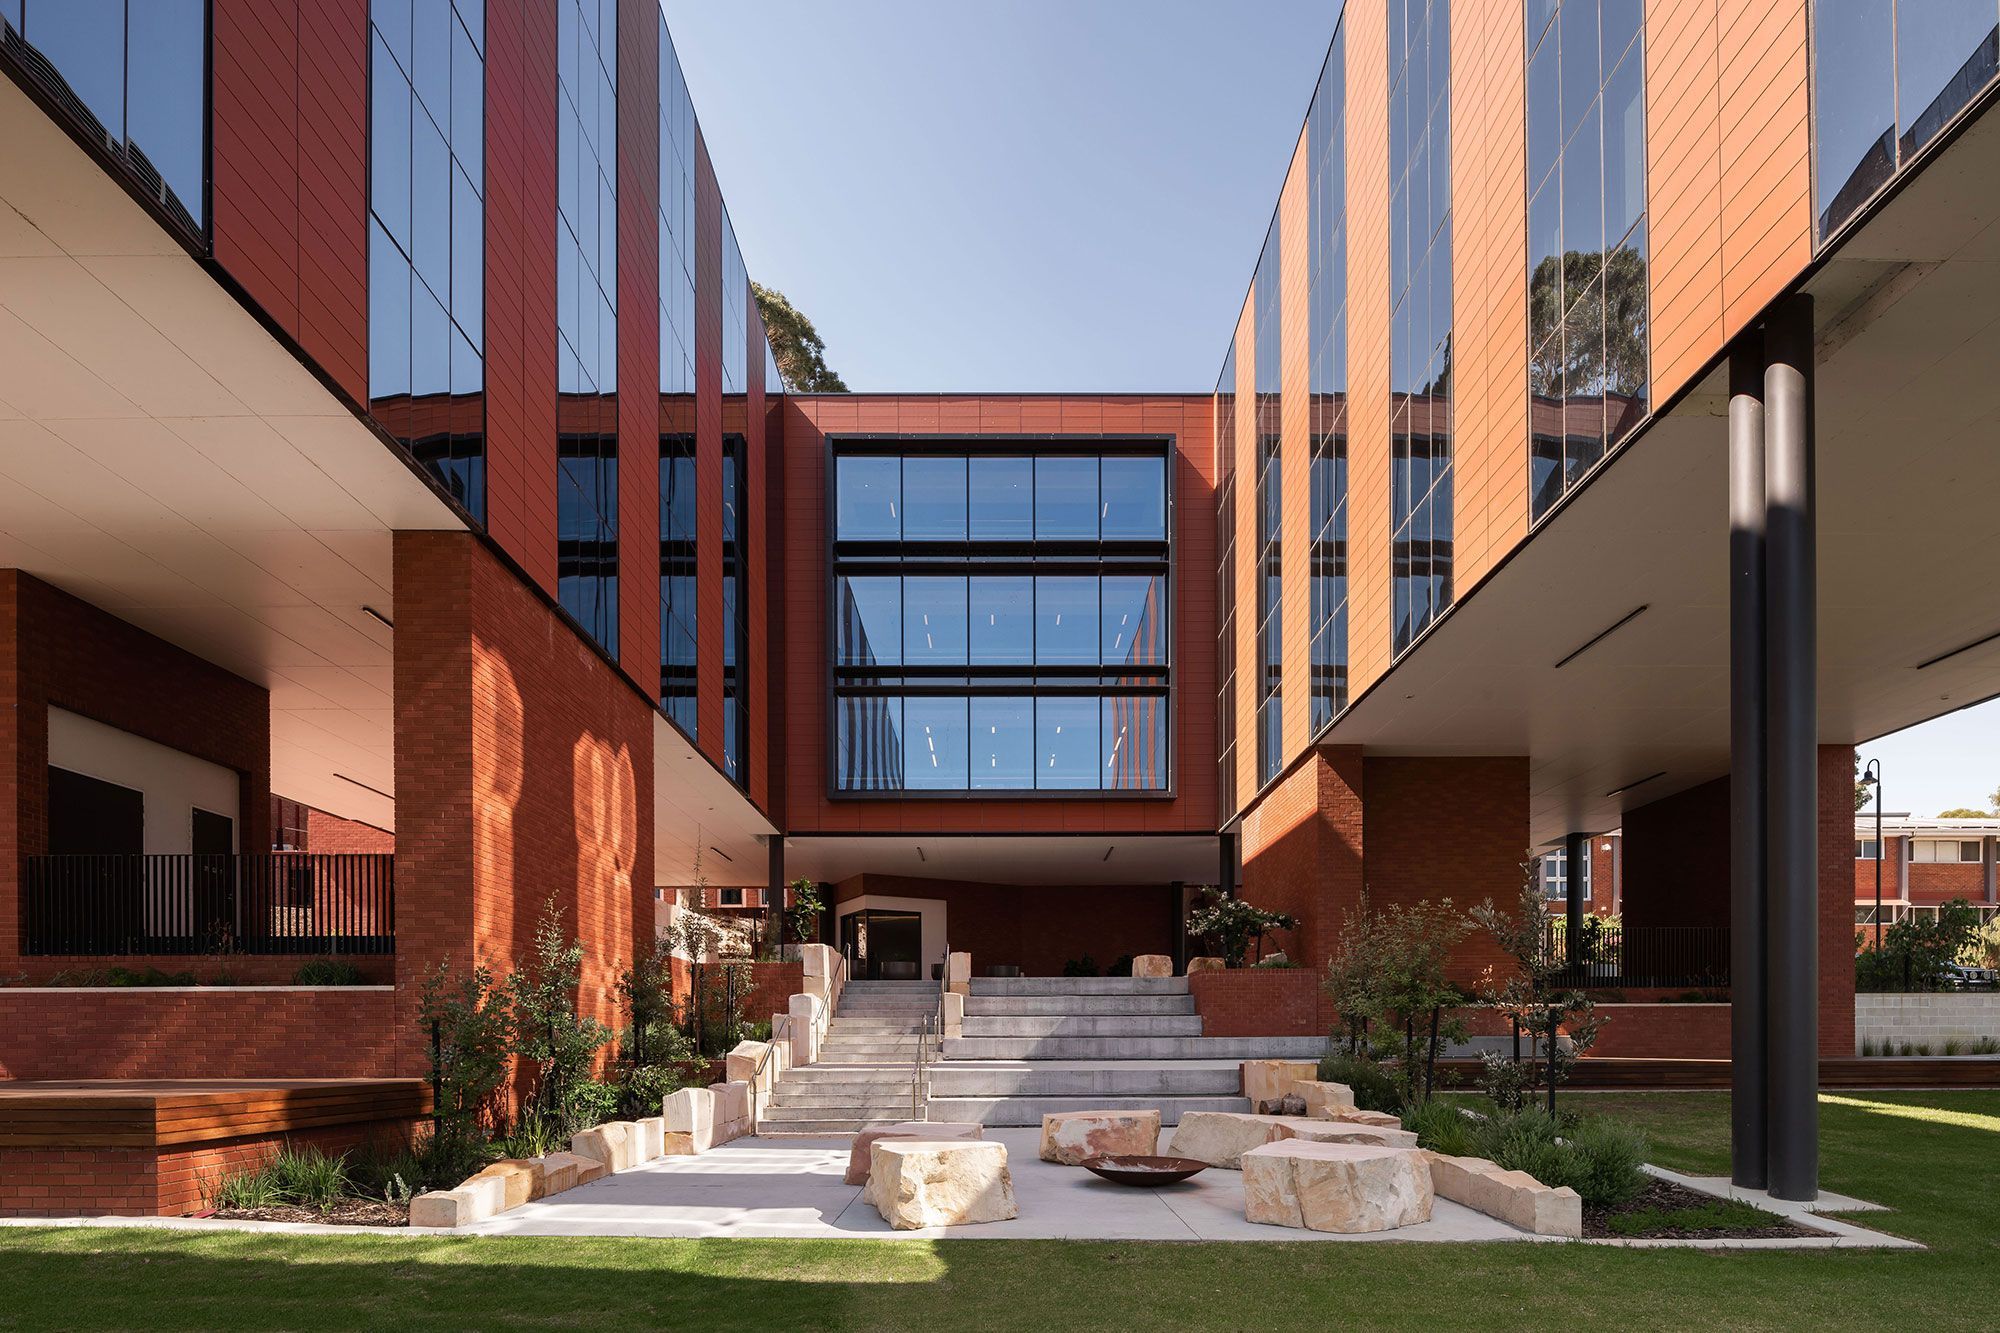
[469,1159,542,1210]
[1185,956,1225,974]
[570,1122,633,1172]
[1241,1140,1433,1233]
[845,1121,983,1186]
[634,1116,666,1161]
[1334,1108,1405,1129]
[1038,1109,1162,1165]
[1243,1059,1321,1112]
[663,1086,716,1153]
[539,1151,593,1194]
[867,1139,1018,1230]
[1298,1080,1357,1118]
[1272,1117,1419,1151]
[1168,1111,1294,1169]
[408,1189,474,1228]
[1131,954,1173,979]
[1426,1152,1583,1238]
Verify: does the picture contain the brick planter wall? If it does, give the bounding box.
[1585,1003,1733,1059]
[0,987,401,1080]
[4,955,395,987]
[1190,968,1324,1036]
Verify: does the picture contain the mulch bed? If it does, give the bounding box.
[1583,1177,1827,1240]
[207,1199,409,1228]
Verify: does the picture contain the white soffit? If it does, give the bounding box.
[785,834,1220,888]
[0,76,461,830]
[652,714,778,887]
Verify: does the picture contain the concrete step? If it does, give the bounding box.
[756,1117,904,1134]
[767,1089,921,1110]
[779,1066,914,1085]
[839,982,937,994]
[964,994,1196,1017]
[926,1095,1251,1128]
[926,1062,1245,1099]
[826,1018,930,1032]
[817,1046,931,1061]
[943,1035,1326,1061]
[969,977,1189,996]
[959,1015,1204,1038]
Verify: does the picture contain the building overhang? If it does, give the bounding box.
[785,833,1219,888]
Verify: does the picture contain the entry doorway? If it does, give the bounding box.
[840,908,923,981]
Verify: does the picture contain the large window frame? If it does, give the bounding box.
[827,436,1176,799]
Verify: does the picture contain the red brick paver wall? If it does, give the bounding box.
[829,873,1177,978]
[1189,968,1322,1037]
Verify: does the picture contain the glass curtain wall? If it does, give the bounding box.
[1,1,206,235]
[1527,0,1648,523]
[555,0,618,656]
[1308,24,1351,735]
[368,0,486,520]
[1389,0,1452,658]
[1252,222,1283,787]
[1214,349,1238,822]
[658,18,697,738]
[832,446,1171,794]
[720,214,751,786]
[1814,1,2000,239]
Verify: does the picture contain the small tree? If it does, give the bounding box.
[1323,896,1470,1105]
[785,877,825,947]
[613,932,693,1118]
[508,896,611,1141]
[418,958,512,1147]
[1470,864,1604,1115]
[1186,888,1297,968]
[1855,898,1984,992]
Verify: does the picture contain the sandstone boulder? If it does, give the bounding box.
[1426,1152,1582,1238]
[1242,1058,1320,1111]
[1038,1109,1162,1165]
[867,1139,1018,1230]
[1131,954,1173,979]
[1168,1111,1293,1169]
[1185,956,1226,975]
[632,1116,666,1161]
[1335,1108,1405,1129]
[539,1151,595,1194]
[468,1159,542,1210]
[844,1121,982,1186]
[1297,1080,1357,1118]
[663,1087,715,1153]
[1272,1117,1419,1151]
[570,1121,637,1172]
[1241,1140,1433,1233]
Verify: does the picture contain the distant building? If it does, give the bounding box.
[1853,817,2000,927]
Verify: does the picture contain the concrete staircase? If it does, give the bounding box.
[758,980,932,1133]
[927,976,1328,1127]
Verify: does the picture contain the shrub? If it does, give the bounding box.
[1062,955,1101,977]
[293,958,364,986]
[509,896,611,1141]
[1316,1051,1402,1114]
[267,1144,352,1212]
[1402,1097,1477,1158]
[419,958,512,1145]
[618,1062,688,1120]
[1454,1107,1649,1209]
[107,966,197,987]
[1186,889,1297,968]
[1562,1116,1649,1208]
[1855,899,1984,991]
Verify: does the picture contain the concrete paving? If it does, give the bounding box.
[460,1128,1544,1243]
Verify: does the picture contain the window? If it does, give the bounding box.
[556,0,617,654]
[830,444,1171,793]
[1814,1,2000,239]
[718,886,745,908]
[721,435,749,788]
[658,18,696,399]
[1912,838,1986,863]
[1390,0,1453,656]
[1215,349,1238,821]
[557,436,618,657]
[368,0,485,519]
[1527,0,1649,523]
[1541,849,1568,900]
[1252,218,1283,786]
[1309,23,1351,734]
[659,435,697,738]
[2,1,206,235]
[1856,839,1881,860]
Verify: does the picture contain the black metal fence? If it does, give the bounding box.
[1549,922,1730,990]
[21,853,394,956]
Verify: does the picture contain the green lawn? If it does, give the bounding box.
[1,1090,1993,1332]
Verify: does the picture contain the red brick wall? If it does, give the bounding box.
[742,961,803,1026]
[0,1119,417,1218]
[1239,748,1364,989]
[1818,745,1856,1059]
[210,0,370,406]
[1189,968,1322,1037]
[830,873,1176,978]
[0,988,399,1080]
[301,805,394,854]
[1622,777,1732,931]
[1,571,272,976]
[392,532,655,1078]
[615,0,662,695]
[1588,1003,1733,1059]
[778,395,1217,836]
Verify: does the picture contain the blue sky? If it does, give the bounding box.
[664,1,2000,815]
[662,0,1335,392]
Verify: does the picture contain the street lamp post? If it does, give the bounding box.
[1862,759,1884,950]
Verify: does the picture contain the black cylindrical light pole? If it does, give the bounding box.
[1864,760,1883,950]
[1727,337,1769,1191]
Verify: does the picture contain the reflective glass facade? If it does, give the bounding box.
[1527,0,1649,522]
[0,0,206,235]
[368,0,487,520]
[720,214,750,785]
[1307,26,1351,735]
[1814,0,2000,239]
[658,20,698,741]
[1214,351,1239,821]
[556,0,619,655]
[659,433,697,737]
[1389,0,1452,658]
[832,445,1171,794]
[1251,220,1283,787]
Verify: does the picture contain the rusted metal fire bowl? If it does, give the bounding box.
[1080,1154,1209,1187]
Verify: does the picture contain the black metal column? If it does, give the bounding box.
[1764,296,1818,1202]
[767,834,785,909]
[1727,338,1769,1190]
[1563,831,1588,962]
[1219,830,1238,897]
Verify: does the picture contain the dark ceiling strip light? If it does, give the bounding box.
[1914,626,2000,671]
[708,845,733,863]
[1605,771,1666,797]
[916,846,926,862]
[362,605,394,629]
[334,773,393,800]
[1102,845,1115,861]
[1554,605,1649,670]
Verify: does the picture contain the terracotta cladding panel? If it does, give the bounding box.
[1450,0,1528,593]
[1232,301,1257,811]
[617,0,662,693]
[484,0,562,592]
[779,396,1215,836]
[694,134,725,767]
[294,0,369,404]
[1343,0,1392,709]
[1645,0,1725,401]
[1278,132,1312,765]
